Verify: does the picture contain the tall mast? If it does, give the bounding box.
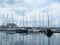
[26,16,27,27]
[47,8,49,28]
[2,13,4,25]
[20,19,21,27]
[42,11,44,27]
[7,14,8,24]
[12,13,14,23]
[30,16,31,27]
[47,6,50,45]
[50,13,53,27]
[35,13,36,27]
[23,10,25,27]
[39,13,40,27]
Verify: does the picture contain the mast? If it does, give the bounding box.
[11,13,14,23]
[39,13,41,27]
[47,6,50,45]
[47,10,49,28]
[30,15,31,27]
[2,13,4,25]
[35,13,36,27]
[42,11,44,27]
[7,14,9,24]
[23,10,25,27]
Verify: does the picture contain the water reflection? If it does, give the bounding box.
[0,33,60,45]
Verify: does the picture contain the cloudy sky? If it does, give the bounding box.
[0,0,60,27]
